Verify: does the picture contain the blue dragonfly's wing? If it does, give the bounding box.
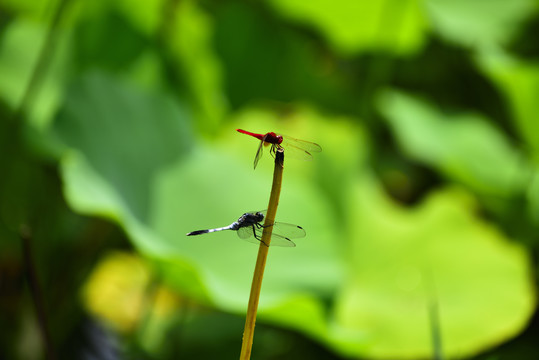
[241,237,266,246]
[267,233,296,247]
[236,224,296,247]
[272,222,306,239]
[237,225,255,239]
[252,222,304,247]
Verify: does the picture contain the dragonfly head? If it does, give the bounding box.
[254,211,265,222]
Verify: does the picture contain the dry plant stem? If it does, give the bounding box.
[239,150,285,360]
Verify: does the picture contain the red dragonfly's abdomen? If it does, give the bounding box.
[237,129,283,144]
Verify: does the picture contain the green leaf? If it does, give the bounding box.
[267,0,427,56]
[54,76,533,358]
[267,0,537,55]
[331,175,534,358]
[425,0,537,48]
[150,144,340,311]
[55,93,344,331]
[477,52,539,225]
[477,51,539,154]
[377,89,530,197]
[53,71,193,223]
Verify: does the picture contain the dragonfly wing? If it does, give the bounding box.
[283,142,315,161]
[282,135,322,153]
[272,222,306,238]
[267,233,296,247]
[242,226,296,247]
[242,237,264,246]
[237,226,255,239]
[253,139,264,169]
[239,226,265,245]
[255,222,304,247]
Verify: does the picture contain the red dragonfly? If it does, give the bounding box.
[237,129,322,169]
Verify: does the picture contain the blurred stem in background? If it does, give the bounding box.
[21,225,56,360]
[12,0,71,124]
[10,0,71,359]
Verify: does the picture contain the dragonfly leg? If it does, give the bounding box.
[269,144,276,158]
[252,225,269,247]
[269,144,283,157]
[252,225,263,240]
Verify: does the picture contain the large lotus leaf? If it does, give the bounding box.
[52,71,534,357]
[424,0,537,48]
[330,175,534,358]
[140,106,357,330]
[377,89,530,197]
[53,74,353,339]
[267,0,427,56]
[54,71,192,223]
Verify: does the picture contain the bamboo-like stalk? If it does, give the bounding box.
[239,149,285,359]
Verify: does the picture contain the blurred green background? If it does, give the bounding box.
[1,0,539,359]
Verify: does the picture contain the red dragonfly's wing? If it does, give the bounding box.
[253,138,265,169]
[282,135,322,153]
[282,142,314,161]
[279,135,321,161]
